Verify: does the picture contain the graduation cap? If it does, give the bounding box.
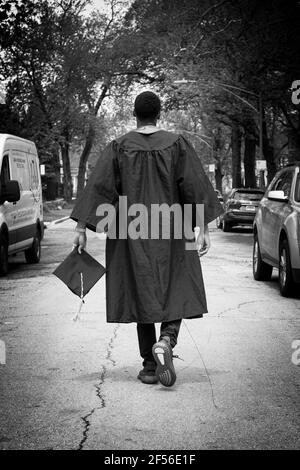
[53,249,106,321]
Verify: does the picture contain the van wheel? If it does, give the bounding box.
[0,233,8,276]
[253,234,273,281]
[279,239,294,297]
[25,231,41,264]
[222,220,231,232]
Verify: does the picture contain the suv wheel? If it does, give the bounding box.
[279,239,294,297]
[253,234,273,281]
[222,220,232,232]
[25,230,41,264]
[0,233,9,276]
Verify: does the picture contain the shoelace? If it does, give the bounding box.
[172,354,184,361]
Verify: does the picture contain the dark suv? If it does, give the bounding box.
[222,188,265,232]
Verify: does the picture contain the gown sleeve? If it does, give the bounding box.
[70,140,120,232]
[176,135,224,226]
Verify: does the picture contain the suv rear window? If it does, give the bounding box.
[269,168,294,198]
[233,191,264,201]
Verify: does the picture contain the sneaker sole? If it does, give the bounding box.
[152,342,176,387]
[137,373,158,385]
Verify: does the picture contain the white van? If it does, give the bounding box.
[0,134,44,276]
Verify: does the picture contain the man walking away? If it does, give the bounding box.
[71,91,223,387]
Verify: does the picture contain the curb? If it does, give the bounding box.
[44,216,70,228]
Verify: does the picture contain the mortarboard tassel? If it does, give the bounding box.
[73,272,85,322]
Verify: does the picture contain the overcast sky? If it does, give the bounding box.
[84,0,127,15]
[84,0,109,14]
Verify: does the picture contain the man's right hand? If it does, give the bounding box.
[195,224,210,257]
[73,231,87,254]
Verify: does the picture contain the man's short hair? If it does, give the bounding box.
[134,91,161,120]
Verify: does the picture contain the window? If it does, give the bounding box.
[234,191,264,201]
[11,150,30,191]
[29,158,39,190]
[270,169,294,198]
[0,154,10,188]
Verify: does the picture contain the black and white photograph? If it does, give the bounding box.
[0,0,299,454]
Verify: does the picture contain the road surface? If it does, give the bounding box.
[0,219,299,450]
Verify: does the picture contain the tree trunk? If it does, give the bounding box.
[52,144,61,179]
[51,145,62,198]
[231,124,242,188]
[76,125,95,199]
[262,122,277,184]
[60,141,73,203]
[265,145,276,185]
[288,128,300,163]
[244,135,256,188]
[76,84,109,199]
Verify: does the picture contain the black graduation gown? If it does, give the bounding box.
[70,130,223,323]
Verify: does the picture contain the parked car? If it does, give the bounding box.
[221,188,265,232]
[253,163,300,296]
[0,134,44,276]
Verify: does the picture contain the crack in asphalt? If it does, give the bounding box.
[215,298,299,318]
[78,409,95,451]
[106,326,119,368]
[77,324,120,451]
[217,300,263,318]
[208,255,252,265]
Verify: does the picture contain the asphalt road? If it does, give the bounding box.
[0,220,299,450]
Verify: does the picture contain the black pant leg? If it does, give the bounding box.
[137,323,157,366]
[160,319,182,348]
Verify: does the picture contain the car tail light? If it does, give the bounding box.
[228,200,241,209]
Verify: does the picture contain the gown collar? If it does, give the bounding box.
[134,125,162,135]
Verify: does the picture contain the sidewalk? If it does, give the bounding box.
[43,200,73,225]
